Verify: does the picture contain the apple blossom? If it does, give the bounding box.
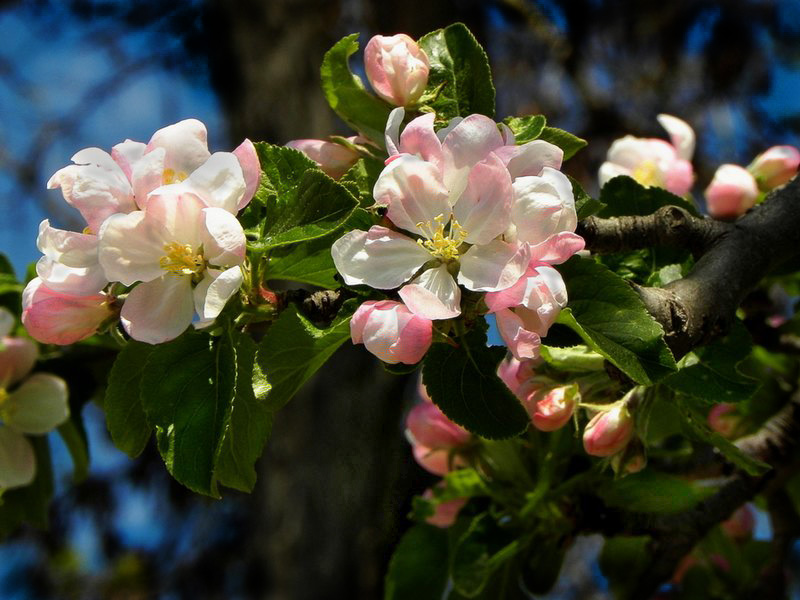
[748,145,800,190]
[528,384,579,432]
[599,114,695,196]
[704,164,758,220]
[422,488,467,528]
[406,397,471,450]
[365,34,430,106]
[285,137,361,179]
[496,356,540,401]
[98,191,246,344]
[349,300,432,364]
[583,401,634,457]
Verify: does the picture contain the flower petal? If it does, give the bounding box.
[495,139,563,179]
[399,264,461,320]
[6,373,69,434]
[457,239,530,292]
[0,428,35,490]
[233,139,261,209]
[193,266,243,323]
[512,167,576,245]
[0,337,38,387]
[494,308,542,360]
[332,227,431,289]
[384,107,405,157]
[36,256,107,296]
[36,220,99,268]
[399,112,443,169]
[130,147,166,208]
[111,139,147,180]
[357,300,433,364]
[146,118,211,175]
[441,114,504,201]
[373,154,450,236]
[453,153,513,245]
[200,207,246,267]
[22,279,109,345]
[158,152,246,214]
[657,113,695,161]
[528,232,585,265]
[120,276,194,344]
[98,211,169,285]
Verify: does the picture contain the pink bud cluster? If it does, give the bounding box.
[23,120,261,345]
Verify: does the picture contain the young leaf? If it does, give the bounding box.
[384,524,450,600]
[422,325,529,439]
[140,331,236,497]
[556,256,677,385]
[599,469,715,513]
[501,115,546,144]
[663,321,760,404]
[0,437,53,538]
[537,126,587,160]
[418,23,495,120]
[321,34,393,146]
[256,302,354,412]
[104,341,155,458]
[251,144,358,250]
[213,331,274,493]
[598,175,700,218]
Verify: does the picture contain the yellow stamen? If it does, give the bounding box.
[159,242,205,276]
[416,215,468,262]
[162,168,189,185]
[631,160,663,188]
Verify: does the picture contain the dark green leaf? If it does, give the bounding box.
[340,158,385,208]
[570,175,606,220]
[599,469,715,513]
[556,256,677,384]
[599,536,651,600]
[321,34,393,145]
[422,325,529,439]
[384,524,450,600]
[214,331,274,493]
[598,175,700,218]
[451,514,492,597]
[0,437,53,538]
[537,127,587,160]
[141,332,236,497]
[418,23,495,119]
[256,302,354,412]
[501,115,546,144]
[57,418,89,483]
[0,254,14,276]
[104,341,154,458]
[664,321,760,404]
[251,143,358,250]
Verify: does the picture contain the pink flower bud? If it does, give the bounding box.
[707,403,741,439]
[0,337,38,387]
[704,164,759,220]
[721,504,754,541]
[496,356,539,401]
[583,402,634,457]
[422,488,467,528]
[22,278,111,345]
[285,139,359,179]
[528,384,579,432]
[365,34,430,106]
[411,444,466,476]
[406,401,470,449]
[350,300,432,364]
[610,437,647,475]
[748,145,800,190]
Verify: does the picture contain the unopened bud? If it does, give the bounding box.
[583,402,634,457]
[365,34,430,106]
[704,164,758,220]
[285,138,360,179]
[422,488,467,528]
[529,384,579,432]
[406,400,470,450]
[610,436,646,475]
[748,145,800,190]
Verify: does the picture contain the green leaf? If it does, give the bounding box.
[438,468,491,501]
[598,175,700,218]
[250,143,358,250]
[0,437,53,538]
[140,332,236,497]
[104,341,155,458]
[214,331,274,493]
[418,23,495,119]
[340,158,385,209]
[384,524,450,600]
[0,254,14,276]
[678,401,770,476]
[599,469,715,513]
[320,34,393,146]
[570,175,606,220]
[256,302,354,412]
[422,325,529,439]
[537,127,587,160]
[540,345,605,372]
[599,536,651,600]
[501,115,546,144]
[451,514,493,597]
[556,256,677,384]
[57,418,89,483]
[664,321,760,404]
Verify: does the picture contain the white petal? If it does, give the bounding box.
[120,277,195,344]
[146,118,211,175]
[0,428,35,490]
[442,114,504,201]
[385,107,405,156]
[5,373,69,434]
[496,140,563,179]
[111,139,147,180]
[657,114,695,161]
[332,227,432,289]
[98,211,169,285]
[457,239,530,292]
[193,266,243,322]
[453,153,513,245]
[200,208,246,267]
[36,256,107,296]
[131,147,166,208]
[161,152,246,214]
[598,162,631,187]
[36,220,98,268]
[399,265,461,319]
[512,167,576,245]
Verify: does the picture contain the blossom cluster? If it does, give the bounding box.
[0,308,69,490]
[23,120,260,345]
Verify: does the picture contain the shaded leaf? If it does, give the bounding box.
[0,437,53,538]
[598,175,700,218]
[599,469,715,513]
[384,524,450,600]
[537,127,586,160]
[501,115,546,144]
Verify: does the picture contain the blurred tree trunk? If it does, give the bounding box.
[203,2,485,597]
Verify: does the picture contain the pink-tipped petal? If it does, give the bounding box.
[406,401,470,449]
[111,139,147,180]
[0,337,38,387]
[145,118,211,175]
[398,112,443,169]
[441,114,505,201]
[528,232,585,265]
[285,139,359,179]
[233,139,261,209]
[350,300,433,364]
[458,239,530,292]
[454,153,513,245]
[365,34,430,106]
[120,276,195,344]
[495,139,564,180]
[704,164,758,220]
[657,114,695,161]
[494,308,542,360]
[200,207,247,266]
[399,265,461,320]
[36,220,98,268]
[22,279,109,345]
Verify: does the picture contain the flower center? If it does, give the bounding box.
[416,215,468,262]
[162,168,189,185]
[159,242,205,277]
[631,160,663,188]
